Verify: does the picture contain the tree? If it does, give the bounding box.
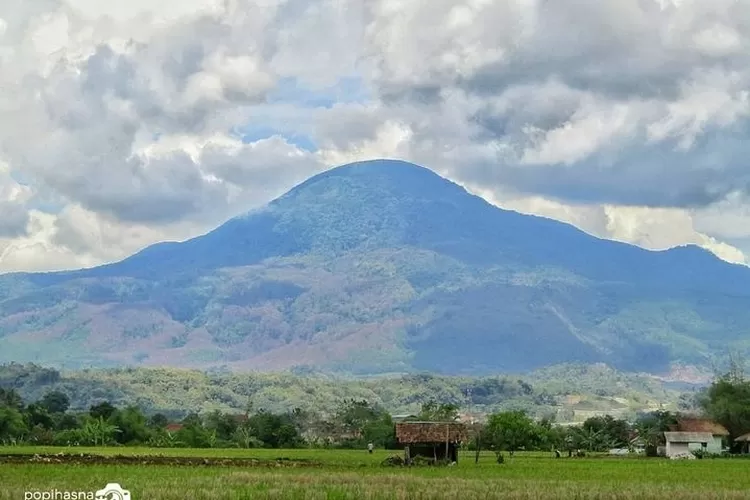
[537,415,565,451]
[362,413,397,449]
[634,410,678,456]
[247,410,300,448]
[89,401,117,420]
[148,413,169,429]
[0,388,23,410]
[581,415,630,449]
[83,417,120,446]
[701,371,750,450]
[485,410,542,457]
[176,413,213,448]
[417,400,460,422]
[334,399,381,443]
[54,413,81,431]
[0,406,26,444]
[575,426,606,452]
[109,406,150,444]
[205,410,240,443]
[24,403,54,430]
[233,425,263,449]
[38,390,70,414]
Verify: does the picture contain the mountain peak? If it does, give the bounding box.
[310,158,438,180]
[274,158,467,207]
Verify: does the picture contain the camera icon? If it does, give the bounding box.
[94,483,131,500]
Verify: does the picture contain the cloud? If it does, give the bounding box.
[0,0,748,271]
[361,0,750,209]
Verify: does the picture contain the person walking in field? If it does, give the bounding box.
[367,443,374,454]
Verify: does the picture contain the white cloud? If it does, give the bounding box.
[0,0,749,272]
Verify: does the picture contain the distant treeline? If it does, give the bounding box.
[10,361,750,455]
[0,384,717,457]
[0,362,682,420]
[0,385,662,451]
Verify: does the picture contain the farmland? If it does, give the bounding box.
[1,447,749,500]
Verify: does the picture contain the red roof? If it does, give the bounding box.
[672,418,729,436]
[165,423,184,432]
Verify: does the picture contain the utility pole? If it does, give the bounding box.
[465,387,481,464]
[465,387,473,424]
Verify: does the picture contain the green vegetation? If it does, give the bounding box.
[0,363,681,420]
[2,380,658,453]
[0,364,706,454]
[2,363,750,499]
[700,359,750,450]
[2,450,750,499]
[0,363,683,453]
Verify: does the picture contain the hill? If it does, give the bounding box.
[0,159,748,375]
[0,363,682,421]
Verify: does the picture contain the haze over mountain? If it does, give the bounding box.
[0,159,748,377]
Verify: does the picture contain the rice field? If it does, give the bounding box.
[1,447,749,500]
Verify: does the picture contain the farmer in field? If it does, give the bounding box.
[367,443,373,454]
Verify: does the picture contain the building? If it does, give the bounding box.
[165,423,183,433]
[457,412,486,424]
[664,418,729,457]
[664,432,714,457]
[734,432,750,454]
[391,414,418,423]
[395,421,467,465]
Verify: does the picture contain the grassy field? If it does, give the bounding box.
[1,447,749,499]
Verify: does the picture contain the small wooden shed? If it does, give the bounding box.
[734,432,750,454]
[395,421,467,464]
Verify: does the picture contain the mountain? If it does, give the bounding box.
[0,159,748,376]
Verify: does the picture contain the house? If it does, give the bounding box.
[664,432,714,457]
[457,412,485,424]
[395,421,467,465]
[664,418,729,457]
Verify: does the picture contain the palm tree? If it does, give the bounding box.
[83,417,120,446]
[579,427,606,452]
[634,421,662,456]
[149,430,182,448]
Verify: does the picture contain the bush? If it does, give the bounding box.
[382,455,405,467]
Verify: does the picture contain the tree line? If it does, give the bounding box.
[0,387,677,453]
[0,367,747,453]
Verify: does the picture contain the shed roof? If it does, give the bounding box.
[674,418,729,435]
[734,432,750,442]
[664,431,714,443]
[395,421,467,444]
[392,414,418,422]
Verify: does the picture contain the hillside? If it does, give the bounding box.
[0,159,749,375]
[0,363,682,421]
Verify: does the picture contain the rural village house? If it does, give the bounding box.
[664,418,729,457]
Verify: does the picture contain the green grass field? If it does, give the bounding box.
[1,447,749,499]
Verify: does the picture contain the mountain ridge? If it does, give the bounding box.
[0,159,748,376]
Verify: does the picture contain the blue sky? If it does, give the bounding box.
[235,77,371,152]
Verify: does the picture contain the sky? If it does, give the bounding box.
[1,0,750,272]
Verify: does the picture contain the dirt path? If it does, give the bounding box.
[0,453,323,467]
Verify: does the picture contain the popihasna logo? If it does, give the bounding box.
[25,483,131,500]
